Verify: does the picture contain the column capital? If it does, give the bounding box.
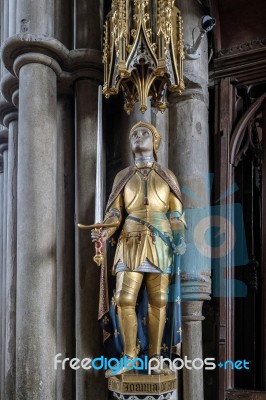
[1,72,19,106]
[0,129,8,147]
[0,130,9,165]
[0,144,8,155]
[0,99,18,127]
[169,85,209,106]
[1,34,103,94]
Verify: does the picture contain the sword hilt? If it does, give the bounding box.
[77,221,119,230]
[93,228,104,267]
[78,221,119,266]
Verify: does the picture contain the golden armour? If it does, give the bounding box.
[105,162,184,273]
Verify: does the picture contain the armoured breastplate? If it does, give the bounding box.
[113,166,173,273]
[124,168,170,214]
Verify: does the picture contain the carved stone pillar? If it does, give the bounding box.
[3,2,57,399]
[151,109,169,168]
[0,155,3,355]
[0,8,9,396]
[54,0,75,398]
[5,116,18,400]
[54,0,72,49]
[0,130,8,400]
[3,0,9,40]
[1,26,104,400]
[170,1,211,400]
[74,1,107,399]
[75,80,108,400]
[1,0,10,86]
[16,0,54,36]
[0,154,3,400]
[0,103,18,400]
[9,0,17,36]
[56,95,75,400]
[16,62,57,400]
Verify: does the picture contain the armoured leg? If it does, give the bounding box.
[145,273,170,358]
[115,271,143,358]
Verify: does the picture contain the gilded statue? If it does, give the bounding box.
[92,121,186,376]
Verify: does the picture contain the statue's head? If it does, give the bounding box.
[129,121,161,161]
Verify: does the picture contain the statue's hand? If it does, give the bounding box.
[91,228,108,242]
[172,238,186,255]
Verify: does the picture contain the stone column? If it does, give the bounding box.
[1,0,10,83]
[0,5,10,398]
[1,0,20,388]
[0,152,3,334]
[16,62,57,400]
[74,1,106,399]
[0,154,3,400]
[151,109,169,167]
[3,0,9,40]
[56,95,75,400]
[0,0,6,76]
[9,0,17,36]
[54,0,72,49]
[75,0,103,50]
[75,80,107,400]
[3,1,20,396]
[16,0,54,36]
[13,1,57,398]
[53,0,75,398]
[0,131,8,400]
[169,1,211,400]
[1,108,18,400]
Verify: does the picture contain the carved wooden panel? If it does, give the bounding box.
[226,390,266,400]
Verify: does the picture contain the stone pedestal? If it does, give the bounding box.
[108,373,177,400]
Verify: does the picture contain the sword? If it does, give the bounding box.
[78,85,118,266]
[95,84,104,227]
